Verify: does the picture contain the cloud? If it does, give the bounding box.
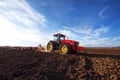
[64,26,109,38]
[0,0,48,46]
[93,26,108,37]
[58,29,77,39]
[98,5,109,19]
[0,0,46,27]
[62,26,120,47]
[82,37,120,47]
[64,26,92,35]
[0,15,49,46]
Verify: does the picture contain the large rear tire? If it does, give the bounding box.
[47,41,57,52]
[60,44,72,54]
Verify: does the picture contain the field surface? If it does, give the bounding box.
[0,47,120,80]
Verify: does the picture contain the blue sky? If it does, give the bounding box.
[0,0,120,47]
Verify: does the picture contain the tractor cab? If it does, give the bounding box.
[53,33,65,43]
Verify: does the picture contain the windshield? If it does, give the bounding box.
[60,36,65,41]
[54,35,65,42]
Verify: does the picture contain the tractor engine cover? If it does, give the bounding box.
[61,39,83,51]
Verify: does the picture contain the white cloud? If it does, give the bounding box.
[82,37,120,47]
[93,26,108,38]
[64,26,109,38]
[62,26,120,47]
[98,5,109,19]
[0,0,48,46]
[0,15,48,46]
[64,26,92,35]
[0,0,46,27]
[58,29,77,39]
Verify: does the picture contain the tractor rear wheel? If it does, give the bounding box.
[60,44,72,54]
[47,41,57,52]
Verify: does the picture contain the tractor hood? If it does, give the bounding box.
[61,39,84,51]
[61,39,78,43]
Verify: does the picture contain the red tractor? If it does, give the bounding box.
[47,33,84,54]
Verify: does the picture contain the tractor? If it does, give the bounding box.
[47,33,84,54]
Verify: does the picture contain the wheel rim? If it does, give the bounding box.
[61,45,68,54]
[47,43,52,51]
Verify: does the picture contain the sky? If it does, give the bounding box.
[0,0,120,47]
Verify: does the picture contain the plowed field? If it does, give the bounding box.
[0,47,120,80]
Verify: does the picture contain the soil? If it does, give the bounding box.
[0,47,120,80]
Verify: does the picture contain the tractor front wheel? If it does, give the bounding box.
[47,41,56,52]
[60,44,72,54]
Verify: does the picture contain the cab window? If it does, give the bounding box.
[60,36,65,41]
[54,36,58,41]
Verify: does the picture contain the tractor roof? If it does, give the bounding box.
[53,33,65,36]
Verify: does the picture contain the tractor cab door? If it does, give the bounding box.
[54,36,59,42]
